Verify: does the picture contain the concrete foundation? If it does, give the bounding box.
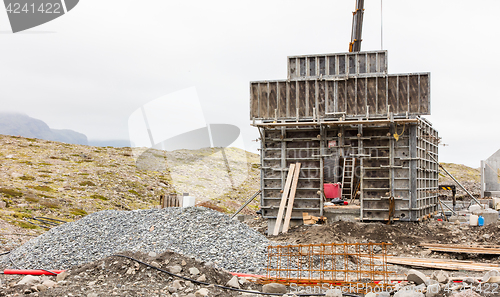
[267,218,303,235]
[471,207,499,225]
[324,207,360,222]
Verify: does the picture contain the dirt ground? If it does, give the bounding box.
[2,216,500,296]
[0,250,262,297]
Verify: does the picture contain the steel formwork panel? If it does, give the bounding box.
[288,51,388,79]
[259,118,439,222]
[250,73,430,121]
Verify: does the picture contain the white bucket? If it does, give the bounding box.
[469,214,479,226]
[182,196,196,208]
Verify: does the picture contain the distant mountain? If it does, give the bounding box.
[0,112,88,145]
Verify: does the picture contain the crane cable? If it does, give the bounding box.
[381,0,383,50]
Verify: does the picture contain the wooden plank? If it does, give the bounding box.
[388,76,398,114]
[371,256,500,272]
[377,77,387,115]
[259,83,268,119]
[289,81,297,118]
[398,75,409,114]
[326,81,335,113]
[346,79,356,114]
[421,243,500,255]
[273,164,296,236]
[419,74,430,114]
[357,77,366,115]
[409,75,419,113]
[282,163,302,233]
[317,81,325,116]
[307,81,315,117]
[338,81,346,113]
[269,82,277,119]
[298,81,306,117]
[278,82,287,118]
[366,77,376,115]
[250,84,259,119]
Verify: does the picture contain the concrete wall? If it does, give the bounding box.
[481,149,500,197]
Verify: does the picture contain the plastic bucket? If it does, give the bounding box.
[324,183,341,199]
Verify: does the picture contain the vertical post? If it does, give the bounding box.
[320,125,325,216]
[260,128,266,212]
[409,124,418,221]
[480,160,485,198]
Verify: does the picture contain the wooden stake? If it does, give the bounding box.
[273,164,296,236]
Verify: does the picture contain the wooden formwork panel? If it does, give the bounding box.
[250,73,430,120]
[288,51,388,79]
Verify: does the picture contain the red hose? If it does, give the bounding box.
[230,272,265,278]
[2,269,65,275]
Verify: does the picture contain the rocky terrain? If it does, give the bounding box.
[1,134,496,297]
[0,134,259,239]
[438,162,481,199]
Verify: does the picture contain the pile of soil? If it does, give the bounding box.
[0,251,262,297]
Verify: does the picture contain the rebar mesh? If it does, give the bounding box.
[260,242,396,292]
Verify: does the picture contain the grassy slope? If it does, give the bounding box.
[0,135,259,230]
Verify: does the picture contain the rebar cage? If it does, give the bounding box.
[261,242,396,292]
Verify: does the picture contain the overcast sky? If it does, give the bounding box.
[0,0,498,168]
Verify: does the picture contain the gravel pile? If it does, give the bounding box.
[0,207,270,273]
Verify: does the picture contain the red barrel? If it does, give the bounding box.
[324,183,341,199]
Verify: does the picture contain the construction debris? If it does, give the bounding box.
[421,244,500,255]
[379,256,500,272]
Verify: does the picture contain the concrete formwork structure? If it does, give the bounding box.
[481,149,500,198]
[250,51,439,225]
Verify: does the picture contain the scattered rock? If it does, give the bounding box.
[189,267,200,276]
[407,269,428,285]
[226,276,240,289]
[17,275,40,286]
[262,283,287,294]
[196,274,206,282]
[325,288,342,297]
[426,283,441,297]
[195,288,209,297]
[148,251,157,258]
[431,270,449,284]
[482,269,500,282]
[168,265,183,274]
[0,201,6,208]
[238,277,248,285]
[172,280,182,290]
[56,271,69,282]
[41,279,57,288]
[449,289,482,297]
[394,290,424,297]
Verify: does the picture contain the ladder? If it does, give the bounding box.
[341,157,355,200]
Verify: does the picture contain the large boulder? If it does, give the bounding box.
[407,269,428,285]
[262,283,287,294]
